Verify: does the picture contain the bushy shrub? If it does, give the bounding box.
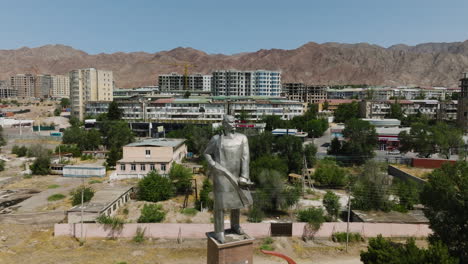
[30,156,51,175]
[297,207,325,230]
[137,204,166,223]
[169,163,193,194]
[137,171,174,202]
[70,186,95,206]
[247,206,265,223]
[313,159,347,187]
[96,215,124,230]
[133,227,146,243]
[12,145,28,157]
[195,178,213,211]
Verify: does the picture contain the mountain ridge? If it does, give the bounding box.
[1,42,468,88]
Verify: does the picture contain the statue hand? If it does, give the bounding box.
[238,177,254,187]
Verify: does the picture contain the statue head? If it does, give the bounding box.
[222,115,236,133]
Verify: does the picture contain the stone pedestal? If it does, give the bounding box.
[206,231,254,264]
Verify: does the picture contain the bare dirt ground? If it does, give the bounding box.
[0,224,364,264]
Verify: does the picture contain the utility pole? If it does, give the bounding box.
[346,188,351,253]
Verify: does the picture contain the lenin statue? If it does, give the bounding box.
[204,115,253,243]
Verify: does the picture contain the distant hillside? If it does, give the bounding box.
[1,41,468,88]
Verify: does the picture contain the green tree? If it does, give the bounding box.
[361,235,457,264]
[328,137,342,155]
[394,179,420,211]
[304,144,317,168]
[323,191,340,220]
[254,169,301,212]
[261,115,285,131]
[250,155,288,183]
[54,107,61,116]
[70,186,95,206]
[84,129,102,151]
[304,119,328,138]
[137,204,166,223]
[106,146,122,167]
[137,171,175,202]
[341,119,378,164]
[0,126,6,147]
[352,160,393,211]
[247,132,274,161]
[274,135,304,173]
[421,161,468,263]
[195,178,213,211]
[30,156,51,175]
[60,98,71,108]
[388,102,404,120]
[103,121,134,149]
[169,163,193,194]
[323,101,329,111]
[334,102,360,123]
[313,158,347,187]
[107,101,123,120]
[239,109,249,122]
[433,122,463,159]
[69,116,81,127]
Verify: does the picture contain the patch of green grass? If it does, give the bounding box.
[88,180,102,184]
[23,174,32,179]
[259,237,274,251]
[47,194,66,201]
[47,184,60,189]
[181,208,198,216]
[133,227,146,243]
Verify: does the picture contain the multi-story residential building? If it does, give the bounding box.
[10,74,36,98]
[51,75,70,98]
[70,68,113,120]
[458,72,468,130]
[212,70,281,97]
[158,73,212,92]
[326,88,366,99]
[113,86,159,99]
[114,138,187,179]
[0,80,17,98]
[35,74,53,98]
[360,99,457,121]
[85,96,304,123]
[282,83,327,104]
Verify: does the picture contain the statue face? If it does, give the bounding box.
[222,115,236,132]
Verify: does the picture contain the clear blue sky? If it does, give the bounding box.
[1,0,467,54]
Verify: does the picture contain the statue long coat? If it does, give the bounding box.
[204,132,253,209]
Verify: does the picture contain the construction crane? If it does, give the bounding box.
[161,62,196,90]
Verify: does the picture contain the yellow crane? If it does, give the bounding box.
[160,62,196,90]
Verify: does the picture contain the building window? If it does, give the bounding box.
[145,149,151,156]
[120,164,126,171]
[150,164,155,171]
[141,164,146,171]
[131,164,136,171]
[161,164,166,171]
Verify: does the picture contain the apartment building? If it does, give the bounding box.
[458,72,468,130]
[212,70,281,97]
[85,96,304,123]
[10,74,36,98]
[35,74,52,98]
[282,83,327,104]
[70,68,113,120]
[51,75,70,98]
[158,73,212,92]
[360,99,457,121]
[0,80,17,98]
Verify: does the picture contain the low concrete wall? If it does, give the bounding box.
[54,222,432,239]
[412,158,456,169]
[1,211,66,225]
[388,165,426,185]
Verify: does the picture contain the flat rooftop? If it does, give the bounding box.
[353,209,429,224]
[68,186,133,213]
[126,138,185,148]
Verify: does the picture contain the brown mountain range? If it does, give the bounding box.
[1,41,468,88]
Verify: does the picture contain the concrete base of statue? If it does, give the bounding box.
[206,230,254,264]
